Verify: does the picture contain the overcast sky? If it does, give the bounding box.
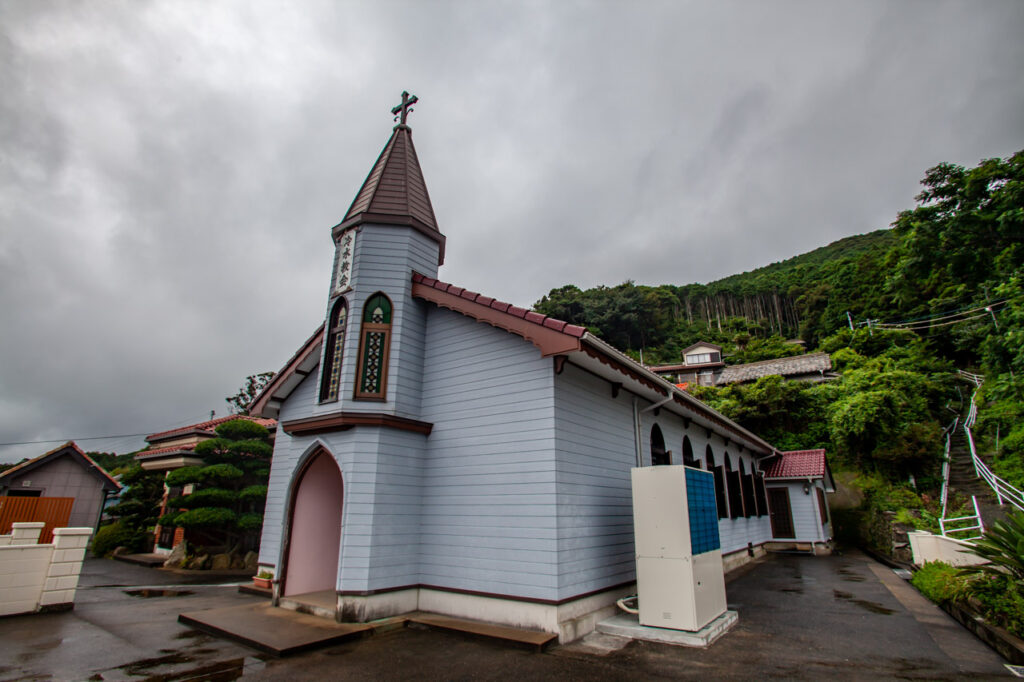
[1,1,1022,462]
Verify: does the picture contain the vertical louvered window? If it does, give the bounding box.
[754,472,769,517]
[740,459,756,518]
[354,293,392,400]
[319,299,348,403]
[682,435,697,467]
[725,454,744,520]
[707,447,728,519]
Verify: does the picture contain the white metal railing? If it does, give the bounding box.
[958,371,1024,513]
[940,495,985,540]
[940,417,958,517]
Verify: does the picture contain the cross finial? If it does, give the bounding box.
[391,91,418,129]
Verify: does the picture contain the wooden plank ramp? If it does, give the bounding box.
[179,602,373,656]
[406,612,558,652]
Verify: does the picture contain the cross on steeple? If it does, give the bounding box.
[391,91,418,128]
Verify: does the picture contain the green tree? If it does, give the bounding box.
[160,419,271,551]
[225,372,275,415]
[96,464,164,555]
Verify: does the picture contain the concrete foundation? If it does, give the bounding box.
[596,610,738,648]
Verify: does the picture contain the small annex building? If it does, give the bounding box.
[763,449,835,551]
[0,442,121,536]
[250,96,831,642]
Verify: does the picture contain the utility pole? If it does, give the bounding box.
[846,311,854,331]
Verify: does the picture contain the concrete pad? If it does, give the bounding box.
[179,602,372,656]
[596,610,738,648]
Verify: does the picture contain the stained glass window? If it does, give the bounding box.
[355,293,392,400]
[319,299,348,403]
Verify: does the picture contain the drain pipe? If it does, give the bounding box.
[632,397,643,467]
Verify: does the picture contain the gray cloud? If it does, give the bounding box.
[1,0,1022,461]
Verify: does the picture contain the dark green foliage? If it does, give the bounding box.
[240,484,268,501]
[911,561,971,604]
[94,464,164,556]
[225,372,275,415]
[959,510,1024,581]
[971,574,1024,638]
[162,419,271,550]
[237,512,264,530]
[175,507,237,528]
[171,488,238,509]
[85,451,134,475]
[91,521,135,558]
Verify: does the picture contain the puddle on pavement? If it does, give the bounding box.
[832,589,895,615]
[113,655,266,681]
[838,567,866,582]
[124,589,195,598]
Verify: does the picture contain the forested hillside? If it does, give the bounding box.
[535,150,1024,522]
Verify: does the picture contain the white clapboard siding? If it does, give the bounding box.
[419,308,559,600]
[768,481,828,543]
[306,225,439,421]
[553,364,639,598]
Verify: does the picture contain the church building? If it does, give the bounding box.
[250,94,828,643]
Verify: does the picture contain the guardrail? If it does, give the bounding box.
[958,371,1024,513]
[940,495,985,540]
[940,417,958,517]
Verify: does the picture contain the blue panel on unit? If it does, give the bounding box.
[686,468,721,555]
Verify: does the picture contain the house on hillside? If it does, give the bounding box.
[0,442,121,537]
[650,344,836,387]
[248,95,832,643]
[646,342,725,386]
[763,449,835,551]
[135,415,276,554]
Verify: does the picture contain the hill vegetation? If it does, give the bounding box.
[535,150,1024,529]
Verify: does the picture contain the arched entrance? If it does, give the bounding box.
[283,449,343,597]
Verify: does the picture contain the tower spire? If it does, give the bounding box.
[334,91,445,264]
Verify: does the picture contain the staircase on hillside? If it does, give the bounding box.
[945,419,1009,532]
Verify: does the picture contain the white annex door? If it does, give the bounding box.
[284,450,343,596]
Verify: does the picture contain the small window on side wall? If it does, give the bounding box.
[354,293,393,400]
[319,298,348,403]
[650,424,669,466]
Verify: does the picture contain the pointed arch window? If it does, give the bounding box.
[650,424,669,466]
[319,299,348,403]
[354,293,393,400]
[682,435,697,467]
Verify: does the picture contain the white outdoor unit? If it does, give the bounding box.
[631,465,727,631]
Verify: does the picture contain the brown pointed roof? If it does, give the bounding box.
[334,125,445,263]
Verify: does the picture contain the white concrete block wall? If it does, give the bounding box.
[0,524,91,616]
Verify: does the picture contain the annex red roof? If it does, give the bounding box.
[146,415,277,444]
[763,449,827,479]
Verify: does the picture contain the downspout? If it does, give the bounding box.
[632,397,643,467]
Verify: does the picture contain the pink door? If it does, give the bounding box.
[284,450,343,596]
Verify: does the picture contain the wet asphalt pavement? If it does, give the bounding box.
[0,548,1009,680]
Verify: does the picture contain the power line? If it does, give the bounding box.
[0,432,152,448]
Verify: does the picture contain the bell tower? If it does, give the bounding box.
[315,92,445,420]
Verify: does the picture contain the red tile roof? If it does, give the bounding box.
[146,415,277,444]
[763,449,827,479]
[0,441,121,490]
[134,443,197,459]
[412,273,586,338]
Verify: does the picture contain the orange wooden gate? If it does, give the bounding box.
[0,497,74,544]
